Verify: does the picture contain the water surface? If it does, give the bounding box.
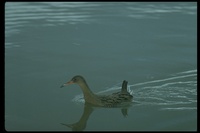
[5,2,197,131]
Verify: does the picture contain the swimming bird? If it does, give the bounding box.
[60,75,133,107]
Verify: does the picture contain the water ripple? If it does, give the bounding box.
[6,2,196,35]
[132,69,197,110]
[5,2,98,39]
[5,2,196,49]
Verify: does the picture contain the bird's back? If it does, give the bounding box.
[98,80,133,107]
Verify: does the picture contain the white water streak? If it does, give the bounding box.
[130,73,196,88]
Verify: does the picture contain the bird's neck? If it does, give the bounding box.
[79,83,102,105]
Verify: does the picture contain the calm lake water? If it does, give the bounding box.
[5,2,197,131]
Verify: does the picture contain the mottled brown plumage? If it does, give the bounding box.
[60,75,133,107]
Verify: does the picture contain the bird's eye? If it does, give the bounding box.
[73,78,77,82]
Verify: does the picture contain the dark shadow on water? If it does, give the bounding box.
[60,102,132,131]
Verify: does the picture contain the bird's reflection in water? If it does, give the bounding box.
[61,102,132,131]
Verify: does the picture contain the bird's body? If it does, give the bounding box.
[60,75,133,107]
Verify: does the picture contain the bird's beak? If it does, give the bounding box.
[60,81,74,88]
